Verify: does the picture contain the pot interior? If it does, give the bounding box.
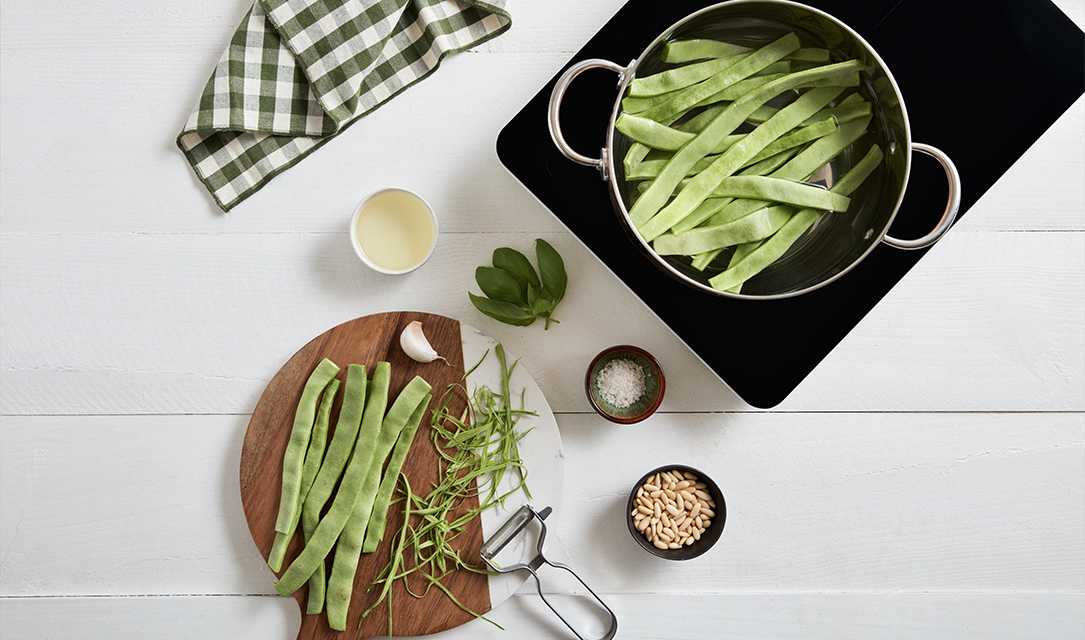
[611,1,909,298]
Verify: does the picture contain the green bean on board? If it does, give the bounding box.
[268,376,340,574]
[302,363,368,614]
[273,363,392,598]
[362,393,432,553]
[358,344,533,634]
[325,374,431,631]
[269,357,339,572]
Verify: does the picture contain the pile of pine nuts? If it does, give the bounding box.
[631,469,716,550]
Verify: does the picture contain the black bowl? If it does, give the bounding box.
[626,464,725,560]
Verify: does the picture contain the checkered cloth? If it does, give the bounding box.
[177,0,511,211]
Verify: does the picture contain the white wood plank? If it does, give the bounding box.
[2,231,1081,415]
[0,2,1080,234]
[2,593,1083,640]
[2,414,1080,596]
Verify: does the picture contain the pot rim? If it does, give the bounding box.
[603,0,914,300]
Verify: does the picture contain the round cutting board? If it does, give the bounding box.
[241,312,564,639]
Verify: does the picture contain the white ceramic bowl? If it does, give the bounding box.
[349,188,438,275]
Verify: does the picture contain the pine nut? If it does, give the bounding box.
[634,468,716,550]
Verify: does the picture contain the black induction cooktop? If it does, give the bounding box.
[497,0,1083,408]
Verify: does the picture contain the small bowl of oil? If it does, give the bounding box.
[350,188,438,275]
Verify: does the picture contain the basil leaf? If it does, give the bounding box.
[475,266,526,305]
[535,239,567,303]
[468,293,536,327]
[530,298,554,316]
[493,247,540,293]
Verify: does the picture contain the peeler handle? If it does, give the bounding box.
[480,505,617,640]
[524,559,619,640]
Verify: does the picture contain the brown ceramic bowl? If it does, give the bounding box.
[585,345,665,423]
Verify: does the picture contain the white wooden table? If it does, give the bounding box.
[2,0,1082,638]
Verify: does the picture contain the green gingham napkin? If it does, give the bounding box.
[177,0,511,211]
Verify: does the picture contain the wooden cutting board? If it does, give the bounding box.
[241,311,491,639]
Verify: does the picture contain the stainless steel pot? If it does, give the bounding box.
[548,0,961,299]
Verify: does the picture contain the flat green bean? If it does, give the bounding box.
[268,377,340,572]
[653,204,795,254]
[628,52,748,97]
[637,84,848,240]
[744,117,838,166]
[272,358,339,539]
[615,113,703,150]
[628,60,859,230]
[677,115,870,237]
[623,103,726,176]
[708,144,884,291]
[663,39,749,63]
[801,95,870,127]
[273,362,391,597]
[302,364,368,614]
[622,73,783,114]
[324,375,432,631]
[617,113,747,152]
[638,33,800,123]
[664,38,830,65]
[361,393,430,553]
[627,118,836,180]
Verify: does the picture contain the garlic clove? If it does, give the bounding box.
[399,321,449,364]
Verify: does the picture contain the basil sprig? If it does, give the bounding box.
[469,239,567,329]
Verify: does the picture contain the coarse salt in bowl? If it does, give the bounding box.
[585,345,665,423]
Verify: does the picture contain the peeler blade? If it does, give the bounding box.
[480,504,551,561]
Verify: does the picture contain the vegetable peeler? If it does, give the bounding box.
[480,505,618,640]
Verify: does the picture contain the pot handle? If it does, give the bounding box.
[882,143,961,250]
[548,58,630,179]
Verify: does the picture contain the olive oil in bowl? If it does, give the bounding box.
[350,189,437,274]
